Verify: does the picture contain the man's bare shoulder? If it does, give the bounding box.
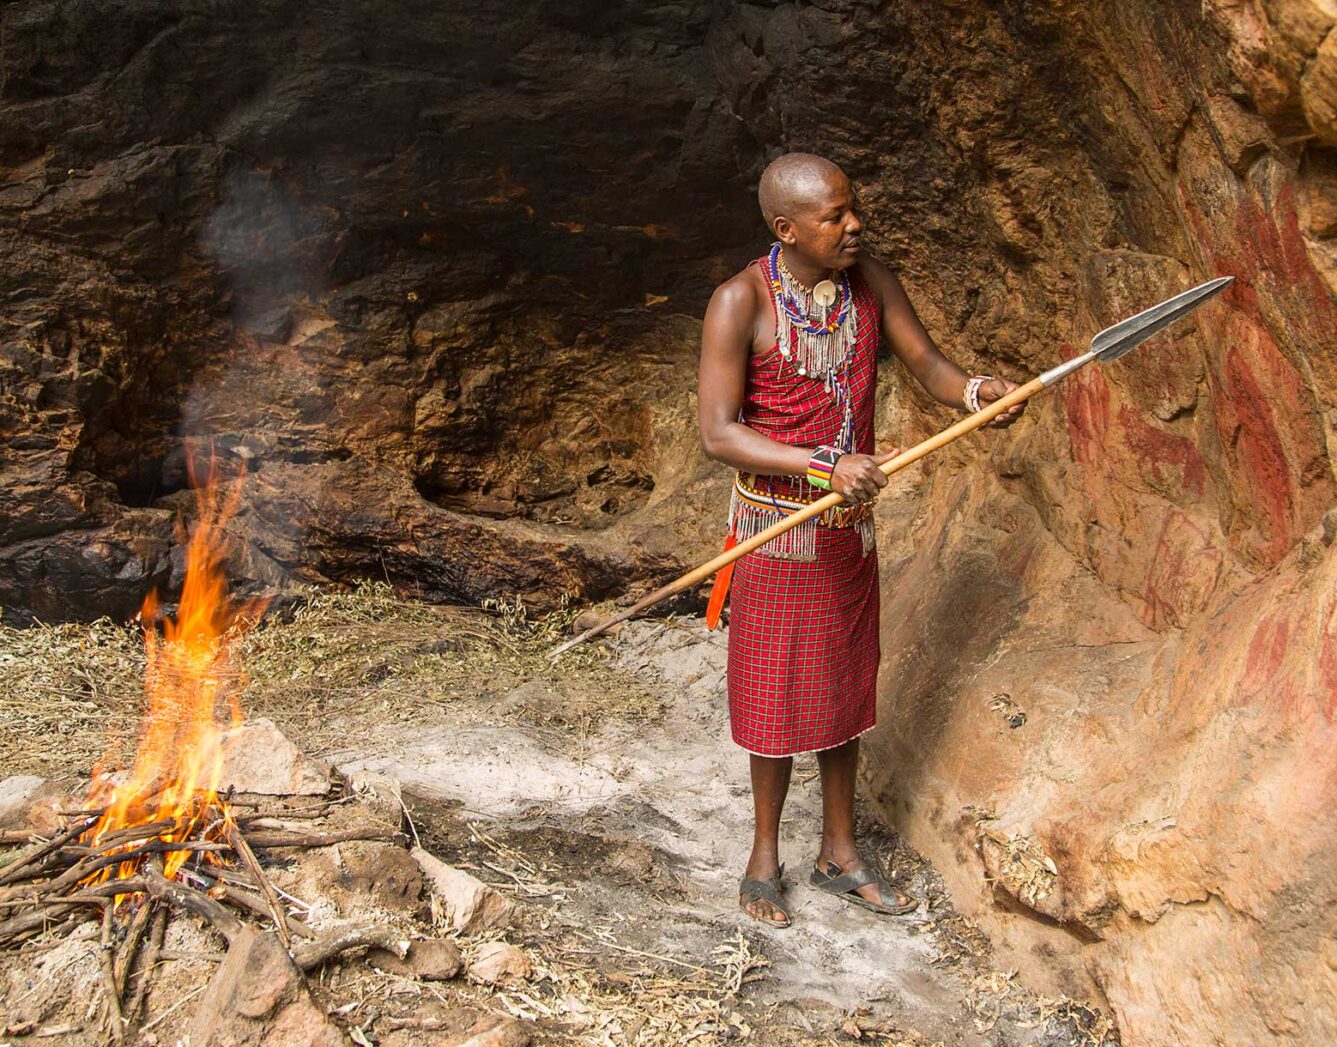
[708,263,764,317]
[854,252,896,287]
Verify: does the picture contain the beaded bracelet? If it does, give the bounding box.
[964,374,994,414]
[807,445,844,491]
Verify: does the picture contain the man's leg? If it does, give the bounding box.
[814,737,912,907]
[742,753,793,922]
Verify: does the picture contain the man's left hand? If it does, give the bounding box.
[979,379,1026,428]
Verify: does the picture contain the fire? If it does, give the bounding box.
[84,461,267,883]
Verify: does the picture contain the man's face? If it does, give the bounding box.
[775,173,863,270]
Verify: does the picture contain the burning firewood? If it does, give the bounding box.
[0,465,417,1041]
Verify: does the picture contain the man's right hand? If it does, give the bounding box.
[831,448,899,503]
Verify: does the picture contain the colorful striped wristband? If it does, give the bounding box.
[807,445,843,491]
[964,374,994,414]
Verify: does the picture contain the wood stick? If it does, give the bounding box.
[37,839,229,898]
[380,1017,455,1032]
[0,814,101,886]
[214,885,317,940]
[113,900,154,997]
[243,826,405,849]
[97,819,179,848]
[125,904,167,1025]
[294,923,408,972]
[142,867,242,945]
[550,377,1044,657]
[0,879,142,944]
[180,868,316,940]
[226,824,291,951]
[98,906,126,1044]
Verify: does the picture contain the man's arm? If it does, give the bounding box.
[697,275,892,503]
[861,257,1025,427]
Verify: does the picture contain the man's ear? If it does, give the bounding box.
[773,215,797,246]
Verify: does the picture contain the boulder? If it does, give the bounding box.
[184,926,343,1047]
[219,719,330,796]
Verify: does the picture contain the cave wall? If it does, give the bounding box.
[3,1,1337,1043]
[822,3,1337,1045]
[0,0,757,621]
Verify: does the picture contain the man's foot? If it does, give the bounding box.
[739,863,791,926]
[810,855,917,916]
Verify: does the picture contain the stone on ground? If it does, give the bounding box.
[411,846,515,933]
[219,718,331,796]
[185,926,343,1046]
[465,942,531,986]
[0,776,66,833]
[366,937,463,981]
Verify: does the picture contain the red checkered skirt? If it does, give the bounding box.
[723,256,882,758]
[727,527,879,757]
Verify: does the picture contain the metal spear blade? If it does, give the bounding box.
[1091,276,1234,362]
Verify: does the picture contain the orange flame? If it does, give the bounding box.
[85,458,267,883]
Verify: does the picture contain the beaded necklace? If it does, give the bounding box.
[763,242,858,452]
[764,242,857,382]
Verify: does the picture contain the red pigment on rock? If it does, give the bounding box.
[1117,405,1207,497]
[1183,181,1337,344]
[1319,603,1337,722]
[1214,282,1333,565]
[1238,610,1295,716]
[1140,510,1219,630]
[1063,363,1111,467]
[1224,344,1293,561]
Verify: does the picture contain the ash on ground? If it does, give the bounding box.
[1,584,1118,1045]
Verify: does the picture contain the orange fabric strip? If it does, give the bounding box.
[705,533,737,630]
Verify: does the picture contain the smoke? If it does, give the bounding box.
[169,165,338,599]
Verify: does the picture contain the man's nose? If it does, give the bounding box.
[846,211,862,235]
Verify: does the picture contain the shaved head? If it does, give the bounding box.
[758,153,849,230]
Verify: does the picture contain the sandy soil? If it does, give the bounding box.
[331,616,1115,1046]
[0,591,1117,1045]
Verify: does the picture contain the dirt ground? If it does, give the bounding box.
[0,585,1118,1045]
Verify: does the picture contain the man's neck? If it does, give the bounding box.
[779,246,831,290]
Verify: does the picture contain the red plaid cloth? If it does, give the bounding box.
[726,260,881,757]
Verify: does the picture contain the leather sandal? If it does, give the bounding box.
[739,862,791,927]
[809,859,918,916]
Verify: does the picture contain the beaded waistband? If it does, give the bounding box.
[732,472,873,528]
[728,472,876,562]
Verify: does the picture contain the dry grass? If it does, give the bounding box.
[496,928,769,1045]
[0,581,660,780]
[0,616,144,777]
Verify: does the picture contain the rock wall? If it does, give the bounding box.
[2,1,1336,1043]
[837,3,1337,1045]
[0,0,751,621]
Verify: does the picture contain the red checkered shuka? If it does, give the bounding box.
[726,259,880,758]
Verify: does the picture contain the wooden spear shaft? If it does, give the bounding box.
[549,374,1045,658]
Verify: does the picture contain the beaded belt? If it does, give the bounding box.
[728,471,876,563]
[732,472,873,528]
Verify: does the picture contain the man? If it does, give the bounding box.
[697,153,1024,925]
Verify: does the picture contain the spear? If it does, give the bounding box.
[550,276,1234,659]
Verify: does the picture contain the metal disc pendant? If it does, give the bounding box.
[813,279,838,308]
